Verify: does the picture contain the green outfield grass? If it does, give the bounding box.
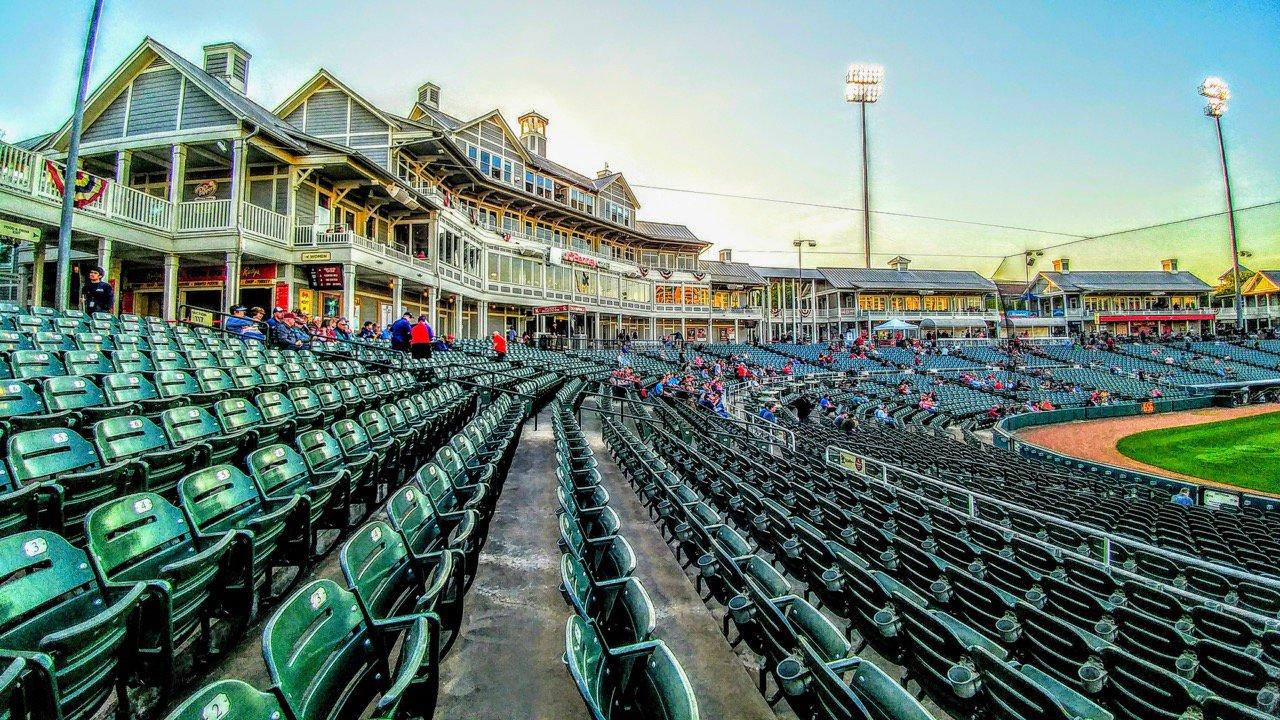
[1116,411,1280,494]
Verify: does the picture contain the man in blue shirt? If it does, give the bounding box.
[223,305,253,337]
[758,402,778,423]
[389,311,414,352]
[1171,488,1194,507]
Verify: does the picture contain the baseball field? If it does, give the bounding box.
[1115,411,1280,495]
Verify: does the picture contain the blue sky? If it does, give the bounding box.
[0,0,1276,278]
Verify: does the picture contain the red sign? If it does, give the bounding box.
[306,264,345,291]
[533,304,587,315]
[274,282,291,311]
[561,250,598,268]
[1098,314,1214,322]
[127,264,276,290]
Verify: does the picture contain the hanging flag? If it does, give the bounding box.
[45,160,108,208]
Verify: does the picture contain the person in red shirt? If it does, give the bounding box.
[491,331,507,361]
[409,314,434,359]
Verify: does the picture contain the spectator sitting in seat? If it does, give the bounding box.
[874,404,893,425]
[242,307,266,342]
[224,305,253,337]
[1171,488,1194,507]
[758,402,778,423]
[272,312,309,349]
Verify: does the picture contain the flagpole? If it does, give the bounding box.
[54,0,105,311]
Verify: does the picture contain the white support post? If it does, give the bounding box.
[453,293,462,337]
[167,145,186,230]
[30,231,49,308]
[342,262,356,321]
[162,253,179,321]
[228,139,245,226]
[478,299,489,336]
[223,251,240,313]
[97,236,114,312]
[391,279,403,316]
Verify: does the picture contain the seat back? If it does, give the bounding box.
[214,398,265,434]
[101,373,159,404]
[248,444,312,498]
[387,484,442,555]
[42,375,106,412]
[340,520,418,622]
[154,370,201,399]
[295,429,345,475]
[7,427,100,484]
[263,579,388,720]
[63,350,113,376]
[85,493,191,580]
[161,406,222,446]
[94,415,170,464]
[195,368,234,394]
[111,350,154,373]
[10,350,65,380]
[257,392,297,423]
[0,381,44,419]
[177,465,264,533]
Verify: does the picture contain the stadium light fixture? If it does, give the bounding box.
[1199,76,1242,332]
[846,63,883,269]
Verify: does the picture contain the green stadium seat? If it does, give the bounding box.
[340,520,464,656]
[6,427,142,540]
[178,464,308,600]
[85,493,253,696]
[161,405,251,466]
[247,444,345,556]
[0,530,148,720]
[262,579,441,720]
[94,415,209,499]
[10,351,66,381]
[160,679,285,720]
[564,615,699,720]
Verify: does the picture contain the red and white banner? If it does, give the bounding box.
[533,304,587,315]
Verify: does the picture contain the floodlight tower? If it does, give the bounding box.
[1199,76,1243,333]
[845,63,884,269]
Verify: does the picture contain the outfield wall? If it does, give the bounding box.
[993,397,1280,513]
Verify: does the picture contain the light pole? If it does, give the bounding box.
[1199,76,1243,333]
[54,0,105,311]
[792,237,816,342]
[846,63,884,269]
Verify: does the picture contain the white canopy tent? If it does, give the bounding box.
[872,319,919,332]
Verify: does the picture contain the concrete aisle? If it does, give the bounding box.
[435,407,585,720]
[582,404,779,720]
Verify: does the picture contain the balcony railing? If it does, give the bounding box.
[240,202,290,244]
[0,140,174,233]
[177,199,233,232]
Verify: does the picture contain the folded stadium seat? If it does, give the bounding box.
[155,369,226,407]
[151,350,189,371]
[0,330,31,353]
[94,415,210,499]
[160,679,286,720]
[10,350,66,380]
[416,461,492,542]
[330,418,388,507]
[247,443,345,558]
[0,529,148,720]
[7,426,143,540]
[253,364,289,394]
[72,332,112,353]
[111,349,154,374]
[558,511,636,588]
[284,387,324,431]
[896,589,1007,719]
[564,614,699,720]
[214,348,244,367]
[262,579,441,720]
[178,464,309,601]
[300,360,327,383]
[340,519,464,656]
[188,367,243,401]
[394,396,431,440]
[332,379,365,416]
[85,492,253,698]
[1095,645,1265,720]
[162,405,253,467]
[254,386,304,443]
[296,427,369,523]
[62,349,113,378]
[357,409,407,484]
[215,396,282,449]
[280,362,308,388]
[386,482,480,592]
[436,439,495,492]
[969,645,1113,720]
[33,331,76,353]
[13,314,50,334]
[310,382,346,420]
[560,550,655,651]
[557,485,620,542]
[102,371,181,416]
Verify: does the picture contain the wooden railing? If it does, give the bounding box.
[177,199,233,232]
[240,202,290,244]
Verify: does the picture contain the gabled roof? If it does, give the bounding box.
[819,267,996,292]
[635,221,698,243]
[754,266,825,280]
[1242,271,1280,296]
[45,37,308,154]
[696,260,765,284]
[274,68,414,131]
[1035,270,1212,294]
[13,133,50,151]
[450,109,533,163]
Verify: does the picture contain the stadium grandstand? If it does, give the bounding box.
[2,18,1280,720]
